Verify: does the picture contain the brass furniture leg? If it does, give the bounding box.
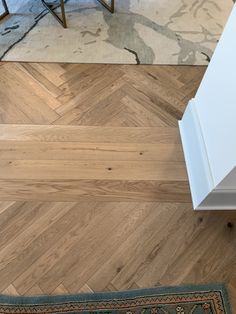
[42,0,114,28]
[96,0,114,13]
[41,0,67,28]
[0,0,9,21]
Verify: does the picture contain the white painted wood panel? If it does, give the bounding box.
[179,4,236,210]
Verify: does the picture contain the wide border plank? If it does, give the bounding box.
[0,125,180,144]
[0,180,191,202]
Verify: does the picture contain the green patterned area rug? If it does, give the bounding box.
[0,284,231,314]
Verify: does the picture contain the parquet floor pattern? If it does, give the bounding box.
[0,62,236,311]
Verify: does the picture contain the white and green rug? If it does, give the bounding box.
[0,0,233,64]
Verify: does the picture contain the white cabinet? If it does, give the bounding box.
[179,4,236,210]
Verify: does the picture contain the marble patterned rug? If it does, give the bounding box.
[0,0,233,64]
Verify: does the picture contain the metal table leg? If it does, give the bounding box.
[41,0,114,28]
[0,0,9,22]
[41,0,67,28]
[96,0,114,13]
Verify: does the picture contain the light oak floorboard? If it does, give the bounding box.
[0,62,235,312]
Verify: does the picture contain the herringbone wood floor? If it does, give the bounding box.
[0,62,236,311]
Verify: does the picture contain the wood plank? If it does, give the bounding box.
[14,202,136,294]
[0,202,48,251]
[0,141,184,161]
[0,65,60,124]
[18,63,62,98]
[0,180,191,202]
[0,159,187,181]
[1,61,235,313]
[0,125,180,143]
[0,201,17,215]
[87,202,187,292]
[0,202,78,292]
[37,203,147,293]
[3,284,19,296]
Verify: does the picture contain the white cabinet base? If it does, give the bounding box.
[179,5,236,210]
[179,99,236,210]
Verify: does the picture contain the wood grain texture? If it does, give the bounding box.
[0,125,180,143]
[0,159,187,181]
[0,124,187,194]
[0,62,236,313]
[0,180,191,202]
[0,141,184,161]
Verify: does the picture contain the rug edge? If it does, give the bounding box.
[0,283,231,308]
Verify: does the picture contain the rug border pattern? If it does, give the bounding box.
[0,284,232,314]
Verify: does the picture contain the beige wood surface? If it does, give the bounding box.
[0,62,235,312]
